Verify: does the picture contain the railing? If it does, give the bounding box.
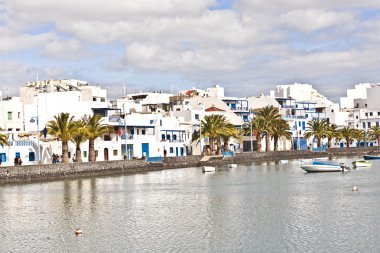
[312,147,326,152]
[222,151,234,157]
[8,141,35,146]
[146,156,163,163]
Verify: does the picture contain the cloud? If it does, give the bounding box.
[280,9,356,33]
[0,0,380,100]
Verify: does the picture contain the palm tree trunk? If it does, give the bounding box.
[274,136,278,151]
[317,138,321,148]
[75,144,82,162]
[223,137,229,151]
[378,137,380,147]
[346,137,349,148]
[62,140,69,163]
[328,138,332,148]
[256,133,262,152]
[89,138,96,162]
[265,133,271,152]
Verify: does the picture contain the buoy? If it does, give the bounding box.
[75,228,83,236]
[352,186,359,192]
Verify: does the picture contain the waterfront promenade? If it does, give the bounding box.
[0,147,378,184]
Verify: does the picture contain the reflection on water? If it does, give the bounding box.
[1,157,380,252]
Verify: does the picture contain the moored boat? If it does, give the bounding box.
[352,160,372,168]
[228,164,237,168]
[202,166,216,173]
[363,151,380,160]
[301,161,348,173]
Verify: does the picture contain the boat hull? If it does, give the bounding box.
[202,166,216,172]
[301,165,343,173]
[363,155,380,160]
[352,161,372,167]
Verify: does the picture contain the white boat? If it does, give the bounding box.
[228,164,237,168]
[202,166,216,172]
[301,161,348,173]
[314,157,329,160]
[352,160,372,168]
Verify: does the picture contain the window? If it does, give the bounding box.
[370,112,373,116]
[331,109,334,112]
[16,128,20,131]
[18,112,20,119]
[377,122,379,127]
[93,98,96,101]
[368,122,371,128]
[173,135,177,141]
[365,113,368,117]
[142,129,145,135]
[83,151,87,158]
[104,135,111,141]
[378,112,380,116]
[365,104,367,108]
[113,150,118,156]
[195,114,199,120]
[95,150,98,157]
[101,98,105,102]
[7,112,12,120]
[161,134,165,140]
[166,134,170,140]
[363,122,365,128]
[356,116,358,119]
[170,147,174,153]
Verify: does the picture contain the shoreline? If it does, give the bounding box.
[0,147,378,185]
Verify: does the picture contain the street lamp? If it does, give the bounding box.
[30,94,40,164]
[249,111,253,152]
[199,103,204,155]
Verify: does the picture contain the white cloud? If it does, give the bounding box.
[280,9,356,33]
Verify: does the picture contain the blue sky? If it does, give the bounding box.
[1,0,380,101]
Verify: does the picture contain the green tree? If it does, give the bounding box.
[47,113,76,163]
[0,128,9,147]
[71,119,88,162]
[84,114,113,162]
[192,114,233,155]
[352,129,365,147]
[304,119,328,148]
[242,116,265,152]
[369,125,380,146]
[271,119,292,151]
[325,123,340,148]
[221,123,240,152]
[256,106,281,152]
[339,126,355,148]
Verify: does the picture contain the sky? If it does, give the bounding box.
[1,0,380,101]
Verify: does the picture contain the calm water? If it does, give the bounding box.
[1,156,380,253]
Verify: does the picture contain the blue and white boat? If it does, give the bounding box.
[363,152,380,160]
[301,161,348,173]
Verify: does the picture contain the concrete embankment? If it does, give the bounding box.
[0,147,378,184]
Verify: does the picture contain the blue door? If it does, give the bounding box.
[175,147,178,156]
[141,143,149,158]
[180,147,184,156]
[0,153,6,163]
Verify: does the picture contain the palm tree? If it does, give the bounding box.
[242,116,265,152]
[352,129,365,147]
[0,128,9,147]
[192,114,231,155]
[369,125,380,146]
[221,123,240,152]
[304,119,328,148]
[84,114,114,162]
[339,126,355,148]
[325,123,340,148]
[256,106,281,152]
[271,119,292,151]
[71,119,88,162]
[47,112,76,163]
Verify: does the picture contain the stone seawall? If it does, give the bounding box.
[0,147,378,184]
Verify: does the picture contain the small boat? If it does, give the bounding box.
[279,160,288,164]
[352,160,372,168]
[202,166,216,172]
[301,161,349,173]
[228,164,237,168]
[363,151,380,160]
[314,157,329,160]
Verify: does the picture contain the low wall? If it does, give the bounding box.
[0,147,378,184]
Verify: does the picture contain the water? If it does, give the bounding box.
[1,156,380,252]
